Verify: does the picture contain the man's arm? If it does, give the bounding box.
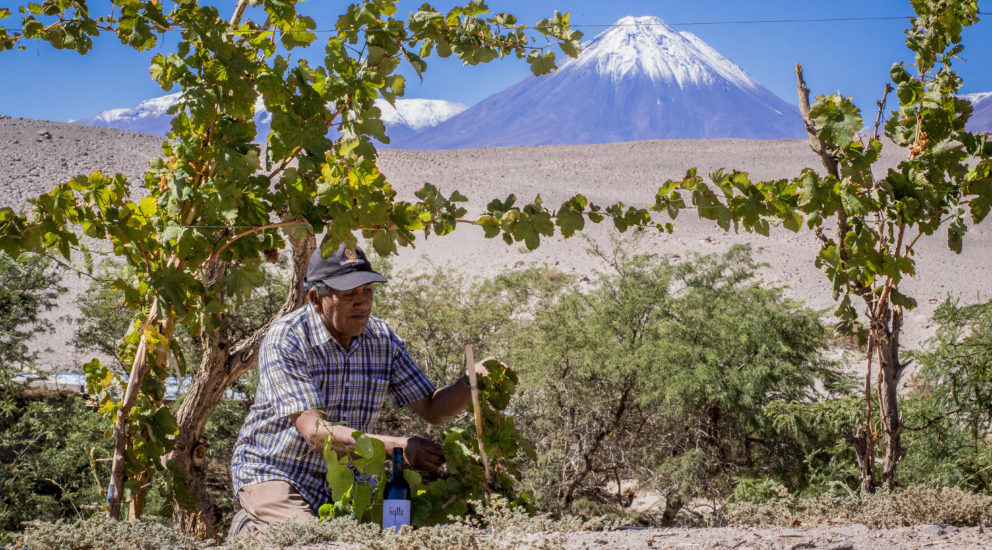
[292,410,445,471]
[405,359,491,426]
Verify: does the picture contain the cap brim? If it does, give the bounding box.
[320,270,388,291]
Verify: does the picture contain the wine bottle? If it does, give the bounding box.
[382,447,411,533]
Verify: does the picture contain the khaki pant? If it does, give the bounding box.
[234,480,318,537]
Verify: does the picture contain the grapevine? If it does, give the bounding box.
[318,360,533,527]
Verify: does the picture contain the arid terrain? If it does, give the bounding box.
[3,115,992,548]
[3,115,990,373]
[557,524,992,548]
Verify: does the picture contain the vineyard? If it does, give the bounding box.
[1,0,992,548]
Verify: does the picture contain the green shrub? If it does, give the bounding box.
[0,394,112,542]
[501,243,847,519]
[897,299,992,493]
[0,251,63,385]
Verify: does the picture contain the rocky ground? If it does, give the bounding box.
[3,115,992,548]
[561,523,992,549]
[3,115,990,373]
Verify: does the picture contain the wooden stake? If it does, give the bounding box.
[465,344,491,505]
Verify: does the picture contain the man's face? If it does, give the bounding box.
[311,284,374,345]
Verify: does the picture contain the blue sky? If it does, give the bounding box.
[1,0,990,122]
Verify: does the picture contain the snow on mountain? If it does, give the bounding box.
[378,98,466,132]
[567,18,759,91]
[71,94,465,142]
[396,15,805,149]
[376,98,466,144]
[964,91,992,132]
[71,93,183,136]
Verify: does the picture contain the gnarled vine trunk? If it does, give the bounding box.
[168,229,314,537]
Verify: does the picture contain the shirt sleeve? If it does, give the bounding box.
[258,324,322,419]
[387,333,436,407]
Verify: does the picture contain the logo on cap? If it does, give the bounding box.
[343,248,361,265]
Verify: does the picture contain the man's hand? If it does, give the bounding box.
[403,436,444,472]
[407,357,508,426]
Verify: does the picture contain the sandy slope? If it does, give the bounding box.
[1,115,990,374]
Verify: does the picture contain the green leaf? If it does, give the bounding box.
[149,406,179,437]
[839,185,870,215]
[166,459,198,510]
[372,230,396,256]
[889,62,911,84]
[555,205,584,238]
[476,215,501,238]
[969,178,992,224]
[889,289,918,309]
[812,94,863,149]
[352,482,373,520]
[526,50,557,76]
[947,216,966,253]
[324,449,355,504]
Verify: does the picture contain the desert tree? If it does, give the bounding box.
[650,0,992,492]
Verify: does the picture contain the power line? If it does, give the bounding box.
[575,16,918,28]
[6,12,991,35]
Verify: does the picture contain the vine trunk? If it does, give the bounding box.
[168,228,314,537]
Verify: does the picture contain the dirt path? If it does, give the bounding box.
[563,524,991,549]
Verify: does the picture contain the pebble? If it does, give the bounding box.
[826,542,854,550]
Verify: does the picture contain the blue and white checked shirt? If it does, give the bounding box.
[231,304,435,510]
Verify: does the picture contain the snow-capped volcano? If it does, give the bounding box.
[397,16,805,149]
[72,94,465,142]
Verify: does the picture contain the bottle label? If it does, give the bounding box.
[382,498,411,533]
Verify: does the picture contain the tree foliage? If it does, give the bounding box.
[0,252,64,383]
[501,243,845,519]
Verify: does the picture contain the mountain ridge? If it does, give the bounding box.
[71,95,466,141]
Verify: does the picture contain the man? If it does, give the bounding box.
[230,243,485,536]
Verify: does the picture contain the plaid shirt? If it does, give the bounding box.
[231,305,435,510]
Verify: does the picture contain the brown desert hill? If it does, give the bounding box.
[2,114,991,373]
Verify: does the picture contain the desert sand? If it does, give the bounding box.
[2,115,991,373]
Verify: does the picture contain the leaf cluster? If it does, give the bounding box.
[317,362,534,528]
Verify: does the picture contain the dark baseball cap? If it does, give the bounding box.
[305,243,387,291]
